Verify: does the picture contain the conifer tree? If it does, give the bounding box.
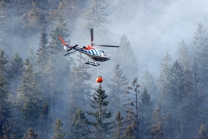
[163,111,176,139]
[140,70,158,103]
[151,105,163,139]
[81,0,110,43]
[17,59,42,131]
[87,84,113,139]
[48,15,69,57]
[178,39,191,70]
[27,46,36,66]
[0,72,11,136]
[53,118,65,139]
[123,125,135,139]
[8,52,23,80]
[163,61,188,139]
[37,25,48,69]
[139,87,154,139]
[1,120,22,139]
[115,34,138,79]
[194,22,208,83]
[111,111,125,139]
[22,128,38,139]
[69,109,89,139]
[124,77,140,139]
[108,64,128,115]
[39,103,52,139]
[184,62,208,138]
[158,53,172,104]
[197,124,208,139]
[68,53,91,120]
[0,50,9,79]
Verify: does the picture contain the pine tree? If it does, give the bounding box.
[1,120,22,139]
[163,61,188,139]
[194,23,208,83]
[111,111,125,139]
[8,52,23,80]
[184,62,208,138]
[140,69,158,103]
[81,0,110,43]
[139,87,154,139]
[108,64,128,115]
[178,39,191,70]
[39,103,52,139]
[48,15,69,57]
[27,46,36,66]
[115,34,138,79]
[123,125,135,139]
[124,77,140,139]
[150,105,163,139]
[163,111,175,139]
[17,59,42,131]
[0,50,9,79]
[53,118,65,139]
[197,124,208,139]
[37,25,48,69]
[69,109,89,139]
[68,53,91,120]
[22,128,38,139]
[0,73,11,136]
[158,53,172,104]
[87,84,113,139]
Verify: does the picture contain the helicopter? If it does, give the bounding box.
[59,28,119,66]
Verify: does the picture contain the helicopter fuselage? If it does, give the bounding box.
[65,45,110,62]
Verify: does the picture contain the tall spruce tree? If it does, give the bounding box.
[184,62,208,138]
[48,15,69,57]
[22,128,38,139]
[162,61,189,139]
[37,25,48,69]
[68,109,89,139]
[158,53,172,111]
[139,87,154,139]
[111,111,125,139]
[140,70,158,103]
[163,111,175,139]
[17,59,42,131]
[87,84,113,139]
[27,46,36,66]
[0,71,11,136]
[0,50,9,79]
[53,118,65,139]
[194,23,208,83]
[178,39,191,70]
[81,0,110,43]
[68,53,91,121]
[39,103,52,139]
[124,77,140,139]
[8,52,23,80]
[115,34,138,79]
[108,64,128,116]
[150,105,163,139]
[197,124,208,139]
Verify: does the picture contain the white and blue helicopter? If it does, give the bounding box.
[59,28,119,66]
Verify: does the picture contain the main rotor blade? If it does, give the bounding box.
[90,28,93,44]
[94,44,119,47]
[64,51,76,56]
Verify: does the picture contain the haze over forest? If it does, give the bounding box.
[0,0,208,138]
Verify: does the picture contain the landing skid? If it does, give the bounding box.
[85,61,100,66]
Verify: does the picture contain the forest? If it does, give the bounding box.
[0,0,208,139]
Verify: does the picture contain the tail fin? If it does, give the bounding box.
[59,36,67,46]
